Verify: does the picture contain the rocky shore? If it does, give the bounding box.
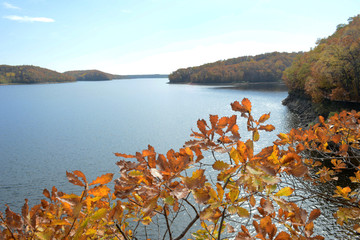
[282,92,360,127]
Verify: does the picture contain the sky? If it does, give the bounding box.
[1,0,360,75]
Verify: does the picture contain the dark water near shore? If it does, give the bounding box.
[0,79,352,239]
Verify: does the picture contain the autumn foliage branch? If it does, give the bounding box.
[1,98,360,239]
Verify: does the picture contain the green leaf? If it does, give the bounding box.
[164,196,175,206]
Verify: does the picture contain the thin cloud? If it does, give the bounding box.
[4,15,55,22]
[3,2,20,10]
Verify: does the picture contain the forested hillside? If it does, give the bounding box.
[168,52,301,84]
[0,65,75,84]
[283,15,360,103]
[64,70,121,81]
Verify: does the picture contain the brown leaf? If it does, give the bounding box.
[308,209,321,222]
[43,189,50,199]
[66,171,85,187]
[73,170,87,184]
[21,199,29,219]
[193,188,210,204]
[289,164,308,177]
[89,173,114,186]
[231,101,246,113]
[197,119,208,135]
[210,114,218,129]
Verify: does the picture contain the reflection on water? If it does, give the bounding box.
[0,79,357,239]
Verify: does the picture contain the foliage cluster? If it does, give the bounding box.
[0,65,75,84]
[1,99,360,239]
[168,52,301,84]
[283,15,360,103]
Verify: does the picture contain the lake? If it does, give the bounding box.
[0,78,349,239]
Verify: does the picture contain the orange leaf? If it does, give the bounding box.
[259,113,270,123]
[274,231,291,240]
[88,185,111,197]
[242,98,252,113]
[73,170,87,184]
[89,173,114,186]
[114,153,135,158]
[331,134,341,144]
[250,195,256,207]
[259,124,275,132]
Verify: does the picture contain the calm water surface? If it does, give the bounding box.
[0,79,348,239]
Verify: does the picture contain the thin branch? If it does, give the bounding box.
[174,214,200,240]
[116,223,130,240]
[217,206,228,240]
[163,206,173,240]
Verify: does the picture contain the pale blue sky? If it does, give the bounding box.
[1,0,360,74]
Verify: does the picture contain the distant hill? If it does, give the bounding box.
[0,65,75,84]
[64,70,121,81]
[119,74,168,79]
[64,70,168,81]
[169,52,302,84]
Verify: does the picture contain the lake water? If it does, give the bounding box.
[0,79,350,239]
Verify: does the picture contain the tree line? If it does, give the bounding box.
[168,52,301,84]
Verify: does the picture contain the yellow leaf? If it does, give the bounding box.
[274,187,294,197]
[253,130,260,142]
[230,147,243,165]
[91,208,107,221]
[85,228,97,236]
[229,189,239,203]
[237,207,250,217]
